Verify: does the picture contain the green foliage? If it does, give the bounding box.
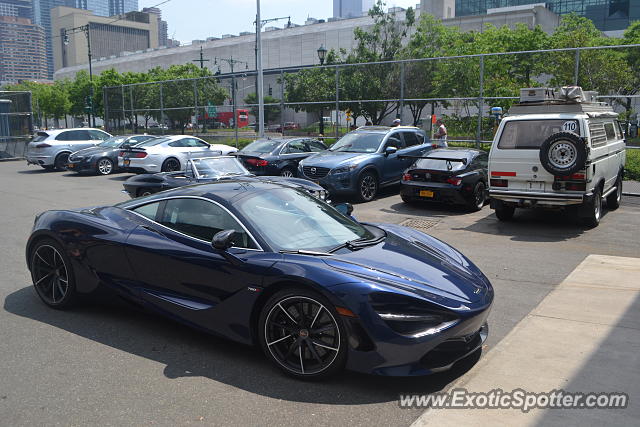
[625,148,640,181]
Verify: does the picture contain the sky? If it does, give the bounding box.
[139,0,420,44]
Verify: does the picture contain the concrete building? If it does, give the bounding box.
[52,6,158,71]
[333,0,364,18]
[0,15,48,84]
[69,0,138,17]
[32,1,75,78]
[142,6,168,47]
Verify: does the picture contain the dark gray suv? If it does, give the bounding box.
[298,126,433,202]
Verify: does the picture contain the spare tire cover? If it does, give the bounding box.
[538,132,586,176]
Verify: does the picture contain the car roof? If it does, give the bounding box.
[38,128,105,136]
[354,125,422,134]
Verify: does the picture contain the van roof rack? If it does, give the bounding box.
[509,86,616,116]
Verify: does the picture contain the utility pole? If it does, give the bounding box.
[192,46,210,69]
[214,56,249,148]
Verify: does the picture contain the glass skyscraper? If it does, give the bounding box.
[454,0,638,31]
[71,0,138,17]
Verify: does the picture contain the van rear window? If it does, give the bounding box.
[498,120,577,149]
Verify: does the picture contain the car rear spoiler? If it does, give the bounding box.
[398,155,467,165]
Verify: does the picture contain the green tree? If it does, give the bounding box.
[243,92,280,125]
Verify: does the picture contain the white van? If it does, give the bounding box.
[488,87,625,227]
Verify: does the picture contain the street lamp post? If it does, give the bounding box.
[317,45,327,136]
[256,0,264,137]
[214,56,249,148]
[64,25,95,128]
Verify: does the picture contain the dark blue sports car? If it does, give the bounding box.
[26,182,493,379]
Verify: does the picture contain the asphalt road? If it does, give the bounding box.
[0,161,638,426]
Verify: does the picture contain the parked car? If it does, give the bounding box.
[400,149,488,211]
[26,128,112,171]
[489,86,625,227]
[118,135,236,174]
[236,138,327,177]
[122,156,329,201]
[298,126,432,202]
[26,181,493,379]
[274,122,300,132]
[66,135,157,175]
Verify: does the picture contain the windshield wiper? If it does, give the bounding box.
[328,235,384,253]
[279,249,331,256]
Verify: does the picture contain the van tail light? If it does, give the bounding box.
[132,152,147,158]
[446,177,462,186]
[35,143,51,148]
[246,158,268,166]
[555,172,586,182]
[490,179,508,187]
[402,173,412,181]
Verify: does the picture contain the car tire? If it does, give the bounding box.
[41,165,55,171]
[258,288,348,380]
[280,167,295,178]
[54,152,70,171]
[357,171,378,203]
[137,188,154,197]
[401,194,415,204]
[581,185,602,227]
[539,132,586,176]
[161,158,180,172]
[606,174,622,210]
[495,202,515,221]
[96,157,114,175]
[29,238,78,309]
[467,181,486,212]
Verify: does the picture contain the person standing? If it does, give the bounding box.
[391,118,401,127]
[434,119,448,147]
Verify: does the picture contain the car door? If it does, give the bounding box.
[281,140,309,168]
[57,129,94,151]
[124,197,276,339]
[381,133,407,183]
[399,130,426,169]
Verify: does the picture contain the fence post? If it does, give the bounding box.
[103,86,109,132]
[574,49,580,86]
[399,62,405,121]
[280,70,285,136]
[27,91,34,134]
[129,85,135,133]
[121,85,126,134]
[232,74,238,149]
[476,55,484,149]
[335,66,340,138]
[159,82,165,136]
[193,80,198,134]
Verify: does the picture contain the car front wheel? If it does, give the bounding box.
[96,158,114,175]
[29,239,77,309]
[357,171,378,202]
[259,288,347,380]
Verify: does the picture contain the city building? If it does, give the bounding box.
[32,1,75,78]
[0,0,31,18]
[142,6,168,46]
[69,0,138,17]
[422,0,639,33]
[333,0,364,18]
[0,15,48,84]
[51,6,158,71]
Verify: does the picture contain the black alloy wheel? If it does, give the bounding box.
[96,158,114,175]
[54,152,70,171]
[259,290,347,379]
[162,158,180,172]
[30,240,76,308]
[468,181,486,212]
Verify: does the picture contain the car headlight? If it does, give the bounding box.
[370,293,459,337]
[331,164,358,174]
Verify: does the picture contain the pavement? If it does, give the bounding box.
[0,161,639,426]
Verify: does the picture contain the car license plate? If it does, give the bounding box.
[419,190,434,198]
[67,164,74,168]
[124,159,130,167]
[527,181,545,191]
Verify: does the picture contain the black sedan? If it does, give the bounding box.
[122,155,329,201]
[400,149,488,211]
[236,138,327,177]
[67,135,156,175]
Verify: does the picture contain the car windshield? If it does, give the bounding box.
[138,137,170,147]
[191,157,250,178]
[242,139,282,153]
[234,188,375,252]
[98,136,128,148]
[329,132,384,153]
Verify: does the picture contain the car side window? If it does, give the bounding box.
[285,140,307,154]
[306,140,326,152]
[168,139,186,147]
[132,202,160,221]
[89,130,109,140]
[477,153,488,169]
[402,132,419,147]
[187,138,209,147]
[65,130,91,140]
[159,198,257,249]
[55,131,70,141]
[415,133,425,145]
[385,134,405,150]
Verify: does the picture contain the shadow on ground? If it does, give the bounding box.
[4,286,480,406]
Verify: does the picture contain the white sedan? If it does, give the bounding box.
[118,135,236,173]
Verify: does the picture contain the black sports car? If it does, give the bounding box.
[66,135,157,175]
[236,138,327,177]
[400,149,489,211]
[122,156,329,200]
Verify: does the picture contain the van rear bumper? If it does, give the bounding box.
[489,189,587,206]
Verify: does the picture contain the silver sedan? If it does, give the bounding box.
[118,135,236,173]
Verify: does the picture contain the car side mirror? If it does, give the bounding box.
[334,202,354,216]
[212,229,236,251]
[385,146,398,156]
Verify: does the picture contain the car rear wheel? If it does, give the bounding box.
[259,288,347,380]
[357,171,378,202]
[137,188,154,197]
[280,167,295,178]
[54,152,70,171]
[401,194,415,204]
[467,181,486,212]
[606,174,622,210]
[29,239,77,309]
[161,158,180,172]
[96,158,114,175]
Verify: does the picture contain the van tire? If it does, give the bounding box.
[494,202,515,221]
[539,132,586,176]
[580,185,602,227]
[606,174,622,210]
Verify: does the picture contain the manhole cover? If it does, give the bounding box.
[400,218,440,231]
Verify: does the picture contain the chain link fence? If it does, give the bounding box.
[0,91,33,159]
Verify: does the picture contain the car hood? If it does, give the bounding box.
[71,146,113,157]
[323,223,491,306]
[302,151,374,168]
[256,176,324,191]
